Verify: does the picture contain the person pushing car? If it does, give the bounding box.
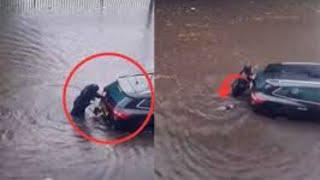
[71,84,103,119]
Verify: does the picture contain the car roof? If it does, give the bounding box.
[266,79,320,88]
[117,73,154,98]
[263,62,320,82]
[281,62,320,65]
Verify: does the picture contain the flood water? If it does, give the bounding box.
[156,1,320,180]
[0,1,154,180]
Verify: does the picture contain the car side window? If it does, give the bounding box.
[274,87,301,98]
[275,87,320,103]
[289,87,300,99]
[297,88,320,103]
[137,98,150,110]
[125,99,140,109]
[274,87,291,97]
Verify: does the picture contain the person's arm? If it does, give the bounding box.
[95,93,103,99]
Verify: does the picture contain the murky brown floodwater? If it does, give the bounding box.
[0,1,154,180]
[156,1,320,180]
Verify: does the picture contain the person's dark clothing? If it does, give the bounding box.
[71,84,100,118]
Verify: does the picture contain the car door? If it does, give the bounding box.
[294,87,320,119]
[135,98,151,121]
[272,87,308,117]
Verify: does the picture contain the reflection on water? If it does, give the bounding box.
[0,1,154,180]
[156,1,320,180]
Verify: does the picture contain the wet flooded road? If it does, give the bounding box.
[156,1,320,180]
[0,1,153,180]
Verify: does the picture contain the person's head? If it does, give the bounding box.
[81,84,99,96]
[243,65,252,73]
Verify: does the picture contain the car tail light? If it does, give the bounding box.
[113,109,129,120]
[251,92,266,105]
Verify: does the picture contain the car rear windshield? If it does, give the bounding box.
[274,87,320,103]
[254,71,266,90]
[106,82,127,105]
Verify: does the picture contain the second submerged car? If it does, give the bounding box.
[231,62,320,119]
[250,62,320,118]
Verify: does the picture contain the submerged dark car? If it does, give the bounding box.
[250,62,320,119]
[100,73,154,130]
